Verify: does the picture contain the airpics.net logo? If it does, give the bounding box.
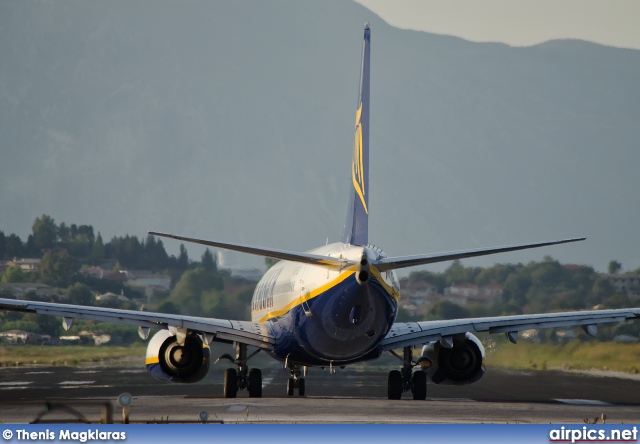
[3,429,126,442]
[549,426,638,443]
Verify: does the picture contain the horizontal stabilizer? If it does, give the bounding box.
[374,237,586,272]
[149,231,355,269]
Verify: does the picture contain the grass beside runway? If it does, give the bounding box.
[486,339,640,373]
[2,340,640,375]
[0,343,146,367]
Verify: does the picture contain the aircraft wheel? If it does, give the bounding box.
[298,378,305,396]
[248,368,262,398]
[411,370,427,400]
[224,368,238,398]
[387,370,402,400]
[286,377,295,396]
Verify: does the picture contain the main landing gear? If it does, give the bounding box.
[387,346,427,400]
[286,362,305,396]
[218,343,262,398]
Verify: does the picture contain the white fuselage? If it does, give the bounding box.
[250,243,400,366]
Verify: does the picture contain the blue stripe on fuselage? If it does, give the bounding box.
[266,274,396,367]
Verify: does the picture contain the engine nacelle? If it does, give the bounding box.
[420,332,485,386]
[145,330,211,383]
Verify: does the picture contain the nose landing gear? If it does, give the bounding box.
[387,346,427,400]
[286,363,306,396]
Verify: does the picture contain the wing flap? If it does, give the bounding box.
[381,308,640,350]
[0,298,275,350]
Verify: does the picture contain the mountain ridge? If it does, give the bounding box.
[1,0,639,272]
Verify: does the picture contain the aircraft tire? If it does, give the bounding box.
[387,370,402,400]
[287,377,295,396]
[224,368,238,398]
[411,370,427,400]
[298,378,305,396]
[248,368,262,398]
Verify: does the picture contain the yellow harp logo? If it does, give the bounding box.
[352,103,368,214]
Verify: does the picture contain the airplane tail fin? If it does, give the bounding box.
[342,23,371,246]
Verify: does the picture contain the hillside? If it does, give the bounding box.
[1,0,639,271]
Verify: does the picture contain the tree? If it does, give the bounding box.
[427,300,470,320]
[167,267,224,315]
[156,300,181,314]
[202,248,216,271]
[178,244,189,270]
[66,282,93,305]
[32,214,58,251]
[0,231,5,259]
[608,260,622,275]
[396,306,423,322]
[38,250,80,287]
[1,264,28,283]
[143,234,170,270]
[91,232,106,262]
[4,234,24,258]
[106,235,144,268]
[58,223,71,242]
[76,225,95,243]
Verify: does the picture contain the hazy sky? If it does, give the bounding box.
[355,0,640,50]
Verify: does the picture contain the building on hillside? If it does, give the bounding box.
[11,258,41,273]
[78,331,111,345]
[80,266,107,279]
[401,280,438,297]
[480,283,504,299]
[445,283,479,298]
[216,251,263,282]
[443,283,504,304]
[0,283,55,298]
[609,273,640,296]
[122,270,171,300]
[95,292,131,303]
[231,268,263,282]
[80,266,127,282]
[0,330,51,345]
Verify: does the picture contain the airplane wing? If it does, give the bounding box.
[374,238,586,272]
[149,231,355,270]
[381,308,640,350]
[0,298,275,350]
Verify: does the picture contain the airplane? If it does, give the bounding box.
[1,24,639,400]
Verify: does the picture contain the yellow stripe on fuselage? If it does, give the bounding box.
[370,267,400,301]
[258,269,355,323]
[257,265,399,323]
[145,357,159,365]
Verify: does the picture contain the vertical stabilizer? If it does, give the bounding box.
[342,24,371,246]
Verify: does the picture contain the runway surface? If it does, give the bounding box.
[1,361,639,423]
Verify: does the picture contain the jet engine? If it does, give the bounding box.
[145,330,211,383]
[419,332,485,385]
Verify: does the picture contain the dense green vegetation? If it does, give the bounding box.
[398,258,640,340]
[0,215,258,342]
[1,215,639,350]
